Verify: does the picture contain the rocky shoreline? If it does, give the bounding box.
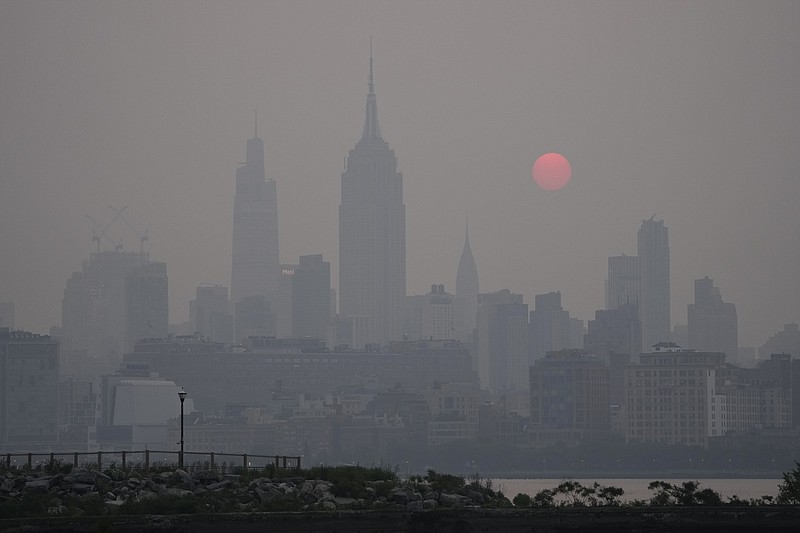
[0,465,505,516]
[3,466,800,532]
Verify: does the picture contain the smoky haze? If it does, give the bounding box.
[0,0,798,348]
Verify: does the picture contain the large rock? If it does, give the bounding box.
[439,493,466,507]
[24,478,52,493]
[407,500,424,512]
[65,469,95,485]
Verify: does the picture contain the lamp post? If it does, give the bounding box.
[178,388,187,468]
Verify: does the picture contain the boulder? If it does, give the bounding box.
[321,501,336,511]
[334,496,357,508]
[23,478,51,493]
[407,500,424,512]
[65,469,95,485]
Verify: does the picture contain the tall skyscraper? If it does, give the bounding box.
[638,216,670,350]
[605,254,640,311]
[476,290,528,394]
[61,249,165,378]
[687,277,738,359]
[528,291,572,362]
[455,223,479,344]
[231,115,279,312]
[339,47,405,346]
[292,254,331,340]
[124,261,168,351]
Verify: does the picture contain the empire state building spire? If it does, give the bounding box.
[361,40,382,141]
[340,43,405,347]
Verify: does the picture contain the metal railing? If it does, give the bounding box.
[1,450,301,473]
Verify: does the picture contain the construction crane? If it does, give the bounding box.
[85,207,126,253]
[108,205,149,255]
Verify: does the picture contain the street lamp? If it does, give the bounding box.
[178,388,187,468]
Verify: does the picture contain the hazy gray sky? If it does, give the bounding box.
[1,1,798,348]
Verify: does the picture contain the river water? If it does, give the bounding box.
[491,478,781,502]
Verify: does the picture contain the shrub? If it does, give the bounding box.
[512,492,532,508]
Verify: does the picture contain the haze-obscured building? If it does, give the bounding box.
[638,217,670,349]
[292,254,331,340]
[455,225,479,345]
[529,291,571,362]
[404,284,455,341]
[759,323,800,360]
[191,284,233,343]
[688,277,738,360]
[0,328,59,448]
[476,290,528,395]
[528,349,610,447]
[61,250,167,379]
[624,343,790,448]
[339,50,405,347]
[0,302,14,329]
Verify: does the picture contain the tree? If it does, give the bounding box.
[777,462,800,504]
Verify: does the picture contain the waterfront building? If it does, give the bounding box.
[528,349,610,447]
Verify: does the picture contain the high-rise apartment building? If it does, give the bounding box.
[231,117,279,326]
[476,290,528,394]
[638,217,670,350]
[339,49,405,346]
[687,277,738,359]
[0,328,59,446]
[455,224,479,345]
[529,291,572,362]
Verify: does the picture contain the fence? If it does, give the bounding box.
[1,450,301,473]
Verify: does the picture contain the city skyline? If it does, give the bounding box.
[1,1,798,348]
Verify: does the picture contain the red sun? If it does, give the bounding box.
[532,152,572,191]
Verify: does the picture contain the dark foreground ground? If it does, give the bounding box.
[3,507,800,533]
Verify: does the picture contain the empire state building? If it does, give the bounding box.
[339,49,405,346]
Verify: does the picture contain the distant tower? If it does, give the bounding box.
[687,277,738,359]
[339,44,405,346]
[455,221,479,343]
[606,255,640,311]
[638,217,670,350]
[231,113,280,312]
